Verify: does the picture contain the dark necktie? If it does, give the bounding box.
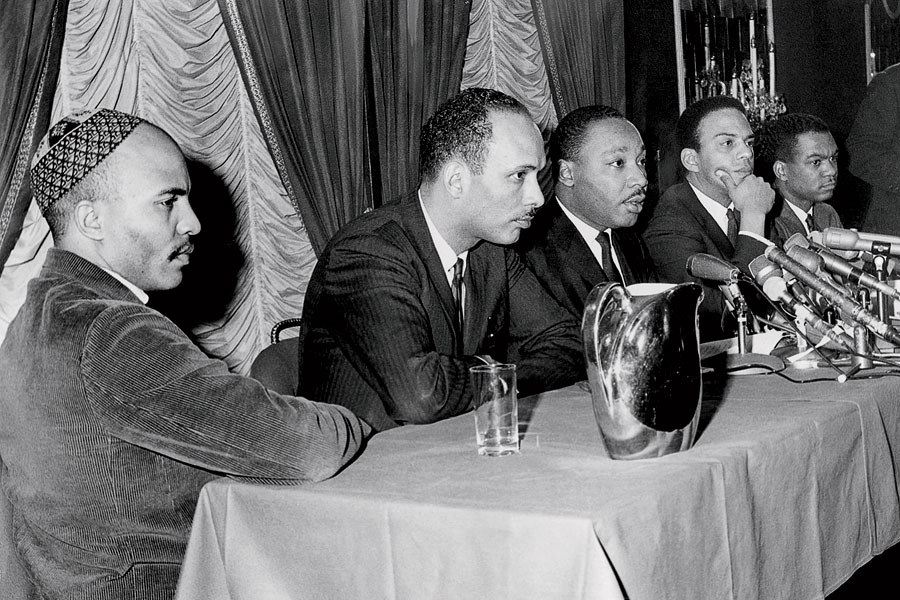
[595,231,623,285]
[805,210,815,235]
[726,207,740,246]
[451,257,464,332]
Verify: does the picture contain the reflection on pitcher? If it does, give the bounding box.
[582,282,704,460]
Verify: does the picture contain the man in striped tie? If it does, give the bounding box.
[643,96,775,341]
[298,88,584,432]
[755,113,844,248]
[518,105,657,321]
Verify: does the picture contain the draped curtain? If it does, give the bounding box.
[679,0,768,18]
[366,1,470,203]
[218,0,373,255]
[530,0,626,118]
[0,0,68,278]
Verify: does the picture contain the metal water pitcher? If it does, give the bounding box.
[582,282,704,460]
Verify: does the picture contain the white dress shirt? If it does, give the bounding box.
[557,198,625,282]
[420,196,467,316]
[688,182,770,246]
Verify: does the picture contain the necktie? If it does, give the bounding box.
[595,231,623,285]
[451,257,464,332]
[726,207,740,246]
[805,211,815,235]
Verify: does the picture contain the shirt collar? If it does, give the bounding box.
[101,268,149,304]
[785,199,811,227]
[689,182,732,234]
[419,193,467,274]
[557,197,610,241]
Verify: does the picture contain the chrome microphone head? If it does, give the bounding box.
[783,232,809,252]
[685,253,741,282]
[748,255,782,285]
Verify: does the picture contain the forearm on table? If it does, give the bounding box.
[85,309,368,482]
[330,286,478,425]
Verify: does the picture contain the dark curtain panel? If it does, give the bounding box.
[0,0,68,277]
[366,0,470,204]
[218,0,373,255]
[531,0,625,118]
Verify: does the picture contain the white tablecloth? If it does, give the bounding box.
[176,372,900,600]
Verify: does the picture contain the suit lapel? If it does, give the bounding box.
[780,198,805,234]
[463,246,491,354]
[400,198,463,349]
[545,202,607,289]
[683,185,734,257]
[610,231,634,285]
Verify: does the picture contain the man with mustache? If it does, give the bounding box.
[519,105,657,321]
[755,113,843,247]
[298,88,584,432]
[644,96,775,341]
[0,109,369,599]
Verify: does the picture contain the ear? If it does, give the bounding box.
[773,160,788,182]
[441,159,468,200]
[72,200,104,241]
[557,160,576,188]
[680,148,699,173]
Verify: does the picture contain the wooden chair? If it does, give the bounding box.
[249,319,303,396]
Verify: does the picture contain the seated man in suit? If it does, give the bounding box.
[755,113,843,247]
[518,105,656,321]
[298,88,585,432]
[643,96,775,341]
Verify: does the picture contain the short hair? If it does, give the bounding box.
[755,113,832,173]
[549,105,625,175]
[43,157,117,239]
[675,96,746,152]
[418,88,531,183]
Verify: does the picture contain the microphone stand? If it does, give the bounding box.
[853,287,875,370]
[872,252,891,323]
[725,283,786,374]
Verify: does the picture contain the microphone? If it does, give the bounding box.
[748,255,854,350]
[686,253,761,350]
[765,245,900,345]
[822,227,900,257]
[685,253,743,283]
[785,245,850,295]
[803,242,898,299]
[809,231,860,261]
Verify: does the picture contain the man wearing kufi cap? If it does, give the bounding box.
[0,108,369,599]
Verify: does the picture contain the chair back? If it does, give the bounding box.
[249,337,300,396]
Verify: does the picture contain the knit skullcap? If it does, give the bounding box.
[31,108,144,214]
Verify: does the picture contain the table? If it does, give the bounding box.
[175,372,900,600]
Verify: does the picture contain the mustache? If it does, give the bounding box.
[626,188,647,202]
[169,241,194,260]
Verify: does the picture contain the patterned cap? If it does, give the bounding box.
[31,108,144,213]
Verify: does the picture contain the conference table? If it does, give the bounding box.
[175,369,900,600]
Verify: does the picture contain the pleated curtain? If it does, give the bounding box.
[0,0,68,278]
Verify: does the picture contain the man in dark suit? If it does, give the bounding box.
[644,96,775,341]
[847,62,900,235]
[297,88,584,432]
[519,105,656,321]
[755,113,843,248]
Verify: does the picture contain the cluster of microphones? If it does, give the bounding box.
[685,228,900,378]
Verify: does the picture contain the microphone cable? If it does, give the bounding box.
[739,275,854,382]
[748,274,900,380]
